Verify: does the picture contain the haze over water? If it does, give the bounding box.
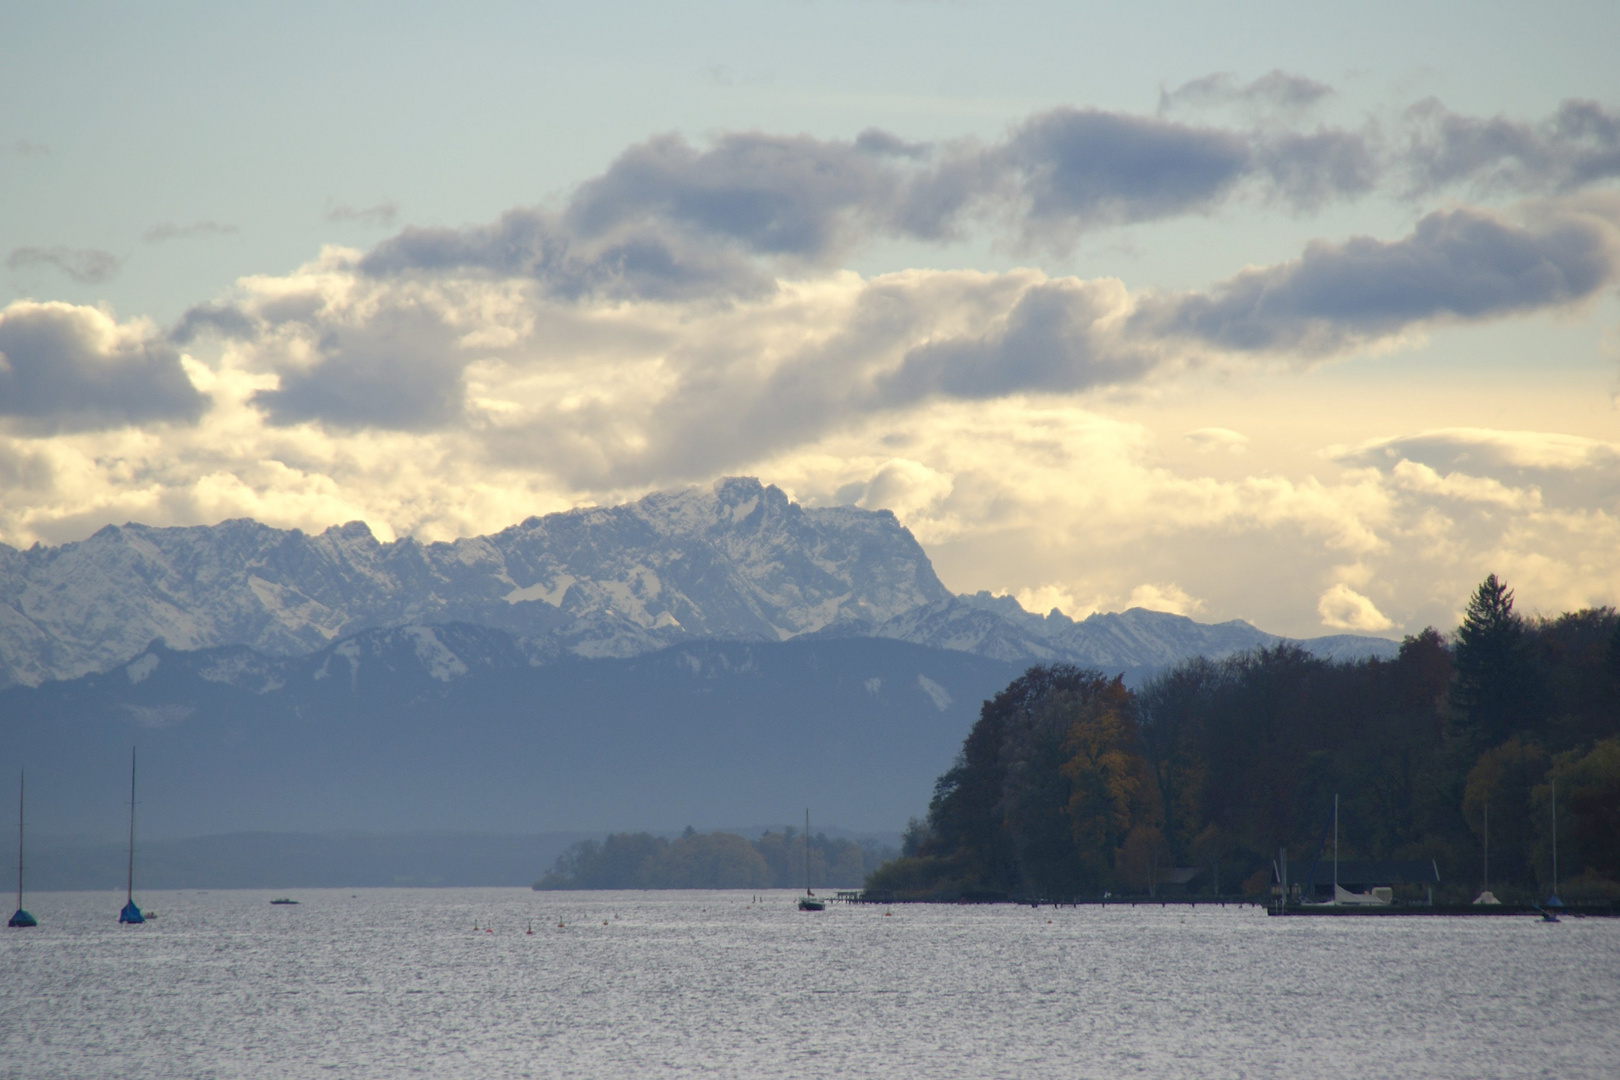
[3,890,1615,1078]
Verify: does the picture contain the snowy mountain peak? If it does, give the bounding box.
[0,478,1394,689]
[0,478,950,687]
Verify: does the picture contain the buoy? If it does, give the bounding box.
[557,921,564,928]
[603,920,608,925]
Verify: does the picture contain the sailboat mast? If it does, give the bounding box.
[1483,800,1489,895]
[804,808,810,893]
[126,748,136,904]
[15,771,23,913]
[1332,794,1339,894]
[1551,778,1558,897]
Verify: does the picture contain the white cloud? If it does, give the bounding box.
[1126,583,1205,616]
[1014,583,1089,619]
[1317,583,1394,631]
[1184,427,1248,453]
[853,459,955,524]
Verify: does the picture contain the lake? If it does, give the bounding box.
[3,889,1616,1078]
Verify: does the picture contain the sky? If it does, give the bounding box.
[3,0,1619,639]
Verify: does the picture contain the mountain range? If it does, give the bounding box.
[0,476,1394,690]
[1,477,1401,856]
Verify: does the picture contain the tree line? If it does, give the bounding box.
[534,827,893,890]
[867,576,1620,903]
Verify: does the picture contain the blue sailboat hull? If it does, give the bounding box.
[119,900,144,924]
[8,908,36,927]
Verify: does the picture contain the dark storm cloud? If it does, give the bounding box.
[1403,99,1620,196]
[361,207,774,302]
[1254,128,1380,207]
[362,131,922,300]
[564,131,901,257]
[871,204,1618,413]
[0,303,207,432]
[5,246,122,285]
[1158,70,1336,116]
[353,93,1620,303]
[1140,204,1620,352]
[996,108,1253,231]
[169,302,258,345]
[1135,207,1615,354]
[880,280,1153,402]
[853,128,932,159]
[248,307,466,431]
[354,114,1316,296]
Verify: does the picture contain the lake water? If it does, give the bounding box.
[3,889,1617,1078]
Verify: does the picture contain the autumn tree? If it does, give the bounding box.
[926,665,1116,893]
[1058,679,1158,892]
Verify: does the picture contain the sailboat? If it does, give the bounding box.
[1473,799,1500,904]
[1546,777,1564,909]
[9,770,37,928]
[1304,795,1389,906]
[118,748,144,924]
[797,809,824,912]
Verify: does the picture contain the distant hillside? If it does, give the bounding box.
[1,629,1020,837]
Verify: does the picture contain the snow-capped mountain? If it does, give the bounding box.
[829,592,1400,669]
[0,476,1396,689]
[0,478,949,687]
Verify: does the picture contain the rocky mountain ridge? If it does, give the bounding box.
[0,476,1395,689]
[0,478,949,687]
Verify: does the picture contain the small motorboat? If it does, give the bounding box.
[270,898,299,905]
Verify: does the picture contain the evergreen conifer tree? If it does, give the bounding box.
[1451,574,1539,746]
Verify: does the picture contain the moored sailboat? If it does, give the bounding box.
[9,770,36,928]
[798,809,824,912]
[119,748,144,924]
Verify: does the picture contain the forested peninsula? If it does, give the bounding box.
[867,576,1620,904]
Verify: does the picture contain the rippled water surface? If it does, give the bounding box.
[3,889,1617,1078]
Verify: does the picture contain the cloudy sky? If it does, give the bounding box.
[3,0,1618,638]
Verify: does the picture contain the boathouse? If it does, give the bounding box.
[1276,859,1441,902]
